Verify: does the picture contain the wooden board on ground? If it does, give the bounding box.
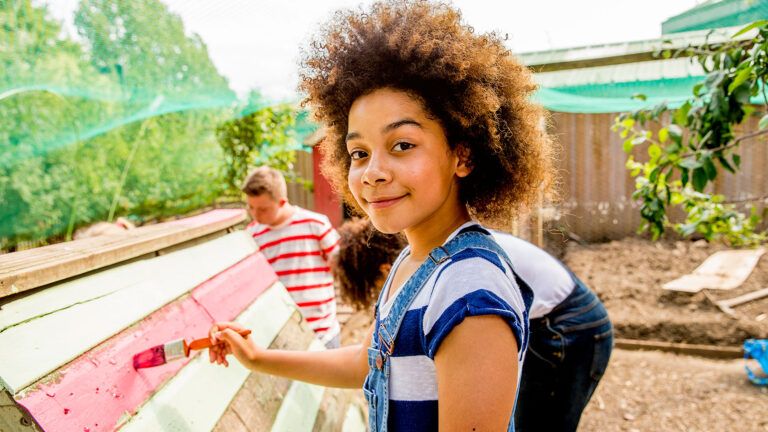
[662,248,766,293]
[0,209,246,298]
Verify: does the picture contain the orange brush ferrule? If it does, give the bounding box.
[132,329,251,369]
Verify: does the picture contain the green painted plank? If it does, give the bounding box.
[342,404,367,432]
[270,339,327,432]
[119,282,298,431]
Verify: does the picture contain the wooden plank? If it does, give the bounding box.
[663,248,766,292]
[0,231,256,333]
[311,388,359,432]
[342,404,367,432]
[614,338,743,359]
[13,252,276,431]
[0,209,246,298]
[0,232,257,394]
[270,339,327,432]
[0,390,41,432]
[213,312,316,432]
[118,282,298,431]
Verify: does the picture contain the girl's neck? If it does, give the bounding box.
[403,206,471,261]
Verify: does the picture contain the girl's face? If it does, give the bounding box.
[345,88,471,235]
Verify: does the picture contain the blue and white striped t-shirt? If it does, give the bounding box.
[377,223,528,431]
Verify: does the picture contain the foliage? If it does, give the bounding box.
[0,0,235,249]
[216,93,305,196]
[613,21,768,246]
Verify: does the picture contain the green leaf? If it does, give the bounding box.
[623,138,634,153]
[728,67,753,93]
[668,124,683,139]
[717,154,736,174]
[702,156,717,180]
[658,128,669,144]
[632,93,647,101]
[648,144,662,160]
[733,153,741,169]
[681,168,689,187]
[679,157,702,170]
[693,83,704,97]
[759,114,768,130]
[674,101,691,126]
[732,20,768,38]
[692,167,708,192]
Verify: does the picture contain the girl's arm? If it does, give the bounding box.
[434,314,519,431]
[209,321,372,389]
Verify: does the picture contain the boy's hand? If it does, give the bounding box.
[208,322,262,368]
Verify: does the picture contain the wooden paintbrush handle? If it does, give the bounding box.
[187,329,252,351]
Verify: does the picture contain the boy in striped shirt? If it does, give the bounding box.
[242,166,341,348]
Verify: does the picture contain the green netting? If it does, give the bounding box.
[1,0,316,249]
[535,76,766,113]
[662,0,768,34]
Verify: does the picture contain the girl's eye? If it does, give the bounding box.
[349,149,368,160]
[392,142,414,152]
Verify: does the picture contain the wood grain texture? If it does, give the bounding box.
[0,209,246,298]
[12,253,277,431]
[0,232,257,394]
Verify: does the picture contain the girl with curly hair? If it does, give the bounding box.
[209,1,554,430]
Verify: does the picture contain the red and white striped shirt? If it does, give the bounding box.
[247,207,341,344]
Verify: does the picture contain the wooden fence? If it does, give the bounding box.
[286,150,315,210]
[549,110,767,241]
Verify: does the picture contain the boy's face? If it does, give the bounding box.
[345,88,471,235]
[246,194,284,226]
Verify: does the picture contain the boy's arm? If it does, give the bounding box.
[434,315,519,431]
[209,321,372,389]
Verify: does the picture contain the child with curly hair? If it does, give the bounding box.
[333,218,613,432]
[209,1,553,430]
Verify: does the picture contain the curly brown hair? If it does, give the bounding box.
[334,218,407,310]
[299,0,554,227]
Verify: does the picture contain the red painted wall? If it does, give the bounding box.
[312,145,343,227]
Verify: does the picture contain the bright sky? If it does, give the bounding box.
[45,0,702,101]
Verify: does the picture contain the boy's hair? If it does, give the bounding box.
[334,218,407,310]
[241,166,288,200]
[300,0,555,227]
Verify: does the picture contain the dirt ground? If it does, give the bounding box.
[562,237,768,345]
[338,236,768,431]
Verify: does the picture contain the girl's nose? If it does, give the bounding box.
[361,153,391,186]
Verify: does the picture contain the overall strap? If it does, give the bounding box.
[375,227,532,354]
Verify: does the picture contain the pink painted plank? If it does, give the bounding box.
[16,253,277,432]
[192,252,277,320]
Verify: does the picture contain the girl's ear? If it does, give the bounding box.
[455,144,473,178]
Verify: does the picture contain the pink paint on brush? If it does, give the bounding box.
[15,253,276,432]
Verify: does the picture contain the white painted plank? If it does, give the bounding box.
[0,232,257,394]
[342,404,367,432]
[270,339,327,432]
[0,231,256,332]
[119,282,298,431]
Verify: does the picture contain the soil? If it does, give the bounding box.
[337,237,768,431]
[562,238,768,346]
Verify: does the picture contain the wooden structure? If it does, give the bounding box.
[0,210,365,431]
[518,25,767,241]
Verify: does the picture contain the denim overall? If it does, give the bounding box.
[362,226,534,432]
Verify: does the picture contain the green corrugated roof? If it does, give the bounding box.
[662,0,768,34]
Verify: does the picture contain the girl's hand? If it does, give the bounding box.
[208,322,262,369]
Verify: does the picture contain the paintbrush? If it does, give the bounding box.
[133,329,251,369]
